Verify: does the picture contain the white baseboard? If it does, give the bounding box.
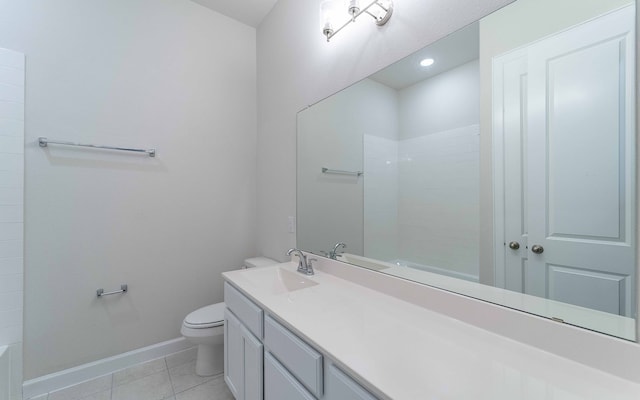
[22,337,192,399]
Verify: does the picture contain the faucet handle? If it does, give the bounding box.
[305,258,317,275]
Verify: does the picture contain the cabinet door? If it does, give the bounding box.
[325,364,378,400]
[242,325,264,400]
[225,309,244,399]
[264,352,315,400]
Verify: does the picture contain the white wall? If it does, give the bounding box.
[0,47,24,400]
[0,0,257,379]
[399,60,480,139]
[256,0,515,263]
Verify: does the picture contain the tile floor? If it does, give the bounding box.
[28,348,234,400]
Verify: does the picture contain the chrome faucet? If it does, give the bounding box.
[329,242,346,259]
[287,248,315,275]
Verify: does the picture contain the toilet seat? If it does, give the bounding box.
[183,302,225,329]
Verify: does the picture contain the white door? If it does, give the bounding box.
[495,5,636,317]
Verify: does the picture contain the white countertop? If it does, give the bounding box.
[337,253,636,340]
[223,261,640,400]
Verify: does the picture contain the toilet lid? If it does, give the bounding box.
[184,302,225,329]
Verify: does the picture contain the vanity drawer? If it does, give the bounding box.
[224,282,263,339]
[326,364,378,400]
[264,315,323,398]
[265,351,315,400]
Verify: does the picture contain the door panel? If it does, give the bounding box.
[546,38,625,240]
[548,265,628,315]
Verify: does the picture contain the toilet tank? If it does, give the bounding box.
[243,257,278,269]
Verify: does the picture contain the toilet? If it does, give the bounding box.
[181,257,278,376]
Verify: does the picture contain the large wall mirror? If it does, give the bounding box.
[297,0,637,340]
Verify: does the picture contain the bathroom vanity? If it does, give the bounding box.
[222,259,640,400]
[223,276,376,400]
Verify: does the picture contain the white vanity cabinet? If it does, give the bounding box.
[224,281,380,400]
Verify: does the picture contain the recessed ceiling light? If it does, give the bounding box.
[420,58,435,67]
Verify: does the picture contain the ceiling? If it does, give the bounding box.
[369,22,479,90]
[190,0,279,27]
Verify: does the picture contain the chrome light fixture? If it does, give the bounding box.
[321,0,394,42]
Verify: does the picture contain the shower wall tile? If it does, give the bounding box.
[0,48,24,393]
[0,309,21,329]
[0,119,24,138]
[0,258,22,275]
[0,206,23,223]
[397,124,480,278]
[0,188,22,206]
[0,102,23,122]
[0,137,23,155]
[0,154,23,172]
[0,325,21,347]
[0,240,21,259]
[0,66,25,88]
[0,49,24,70]
[0,83,24,103]
[0,274,22,294]
[0,292,22,312]
[0,223,21,241]
[364,134,399,261]
[0,172,21,189]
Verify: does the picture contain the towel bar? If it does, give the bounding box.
[97,284,128,298]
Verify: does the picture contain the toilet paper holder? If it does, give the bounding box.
[97,284,128,298]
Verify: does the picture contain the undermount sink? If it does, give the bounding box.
[244,266,318,295]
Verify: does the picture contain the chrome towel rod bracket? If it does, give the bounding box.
[39,137,156,157]
[97,284,128,298]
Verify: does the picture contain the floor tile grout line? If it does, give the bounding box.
[172,372,223,397]
[164,356,177,398]
[110,357,171,391]
[165,347,197,370]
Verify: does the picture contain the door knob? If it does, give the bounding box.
[531,244,544,254]
[508,241,520,250]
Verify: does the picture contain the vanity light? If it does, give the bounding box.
[321,0,342,38]
[420,58,435,67]
[347,0,360,20]
[321,0,393,42]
